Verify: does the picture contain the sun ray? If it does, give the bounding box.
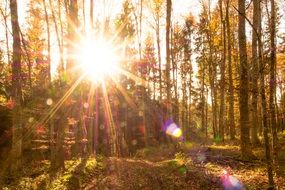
[109,76,137,110]
[118,68,148,88]
[22,74,86,141]
[101,81,118,155]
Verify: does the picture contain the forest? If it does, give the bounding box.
[0,0,285,189]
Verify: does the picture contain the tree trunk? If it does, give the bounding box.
[219,0,226,141]
[166,0,172,115]
[226,0,235,140]
[90,0,94,29]
[251,0,261,145]
[206,1,218,139]
[0,1,10,64]
[43,0,51,84]
[238,0,252,158]
[10,0,23,173]
[66,0,79,74]
[201,60,206,135]
[269,0,278,166]
[156,20,162,101]
[49,0,64,74]
[259,22,275,188]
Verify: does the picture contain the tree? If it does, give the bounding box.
[10,0,23,172]
[226,0,236,140]
[218,0,226,141]
[165,0,172,116]
[147,0,164,101]
[238,0,252,158]
[269,0,278,165]
[250,0,260,145]
[0,0,10,65]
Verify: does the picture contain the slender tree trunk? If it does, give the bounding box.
[251,0,261,145]
[10,0,23,173]
[0,1,10,64]
[43,0,51,84]
[259,25,275,188]
[171,27,178,122]
[82,0,86,30]
[94,89,99,155]
[219,0,226,141]
[238,0,252,158]
[19,31,32,89]
[204,87,208,137]
[49,0,64,74]
[166,0,172,115]
[226,0,235,139]
[201,60,205,135]
[139,0,143,59]
[269,0,278,165]
[66,0,79,74]
[155,19,162,101]
[90,0,94,29]
[43,0,55,170]
[206,1,218,138]
[58,0,64,74]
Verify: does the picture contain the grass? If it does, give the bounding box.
[1,157,101,190]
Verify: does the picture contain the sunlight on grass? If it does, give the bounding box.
[1,158,100,190]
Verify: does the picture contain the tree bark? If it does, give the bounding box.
[49,0,64,74]
[251,0,261,145]
[0,1,10,64]
[226,0,236,139]
[43,0,51,84]
[238,0,252,158]
[155,20,162,101]
[166,0,172,115]
[10,0,23,173]
[218,0,226,141]
[259,23,275,188]
[90,0,94,29]
[269,0,278,166]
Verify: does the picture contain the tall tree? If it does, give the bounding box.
[238,0,252,158]
[10,0,23,172]
[148,0,164,101]
[258,5,275,186]
[90,0,94,29]
[251,0,260,145]
[226,0,235,139]
[0,0,10,64]
[218,0,226,141]
[43,0,51,84]
[166,0,172,115]
[269,0,278,164]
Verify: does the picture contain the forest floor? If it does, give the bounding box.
[83,141,285,190]
[1,133,285,190]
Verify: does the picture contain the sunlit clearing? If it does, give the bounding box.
[78,39,120,83]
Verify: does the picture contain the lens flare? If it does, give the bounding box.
[83,102,89,109]
[164,120,183,138]
[220,170,244,190]
[28,117,34,123]
[46,98,53,106]
[173,128,182,138]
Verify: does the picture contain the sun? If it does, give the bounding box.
[78,39,120,82]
